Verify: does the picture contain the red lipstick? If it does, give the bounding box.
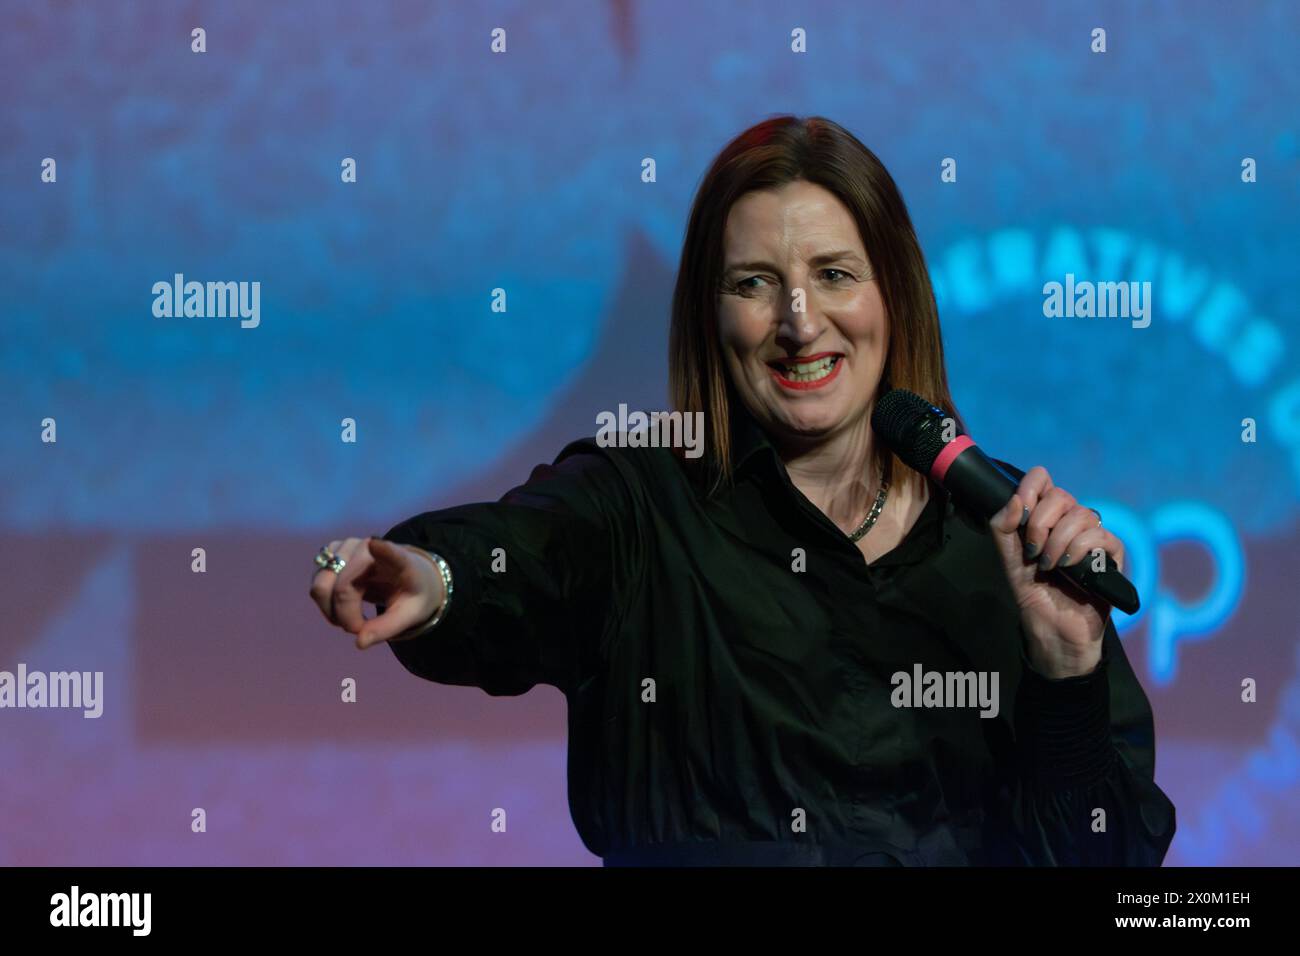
[765,352,844,391]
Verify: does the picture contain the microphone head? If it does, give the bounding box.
[871,388,964,474]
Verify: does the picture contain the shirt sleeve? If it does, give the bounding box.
[1001,614,1178,865]
[374,441,643,697]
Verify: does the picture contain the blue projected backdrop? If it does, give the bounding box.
[1,0,1297,866]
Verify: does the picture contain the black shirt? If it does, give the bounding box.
[380,409,1177,866]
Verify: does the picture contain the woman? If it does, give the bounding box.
[309,115,1176,866]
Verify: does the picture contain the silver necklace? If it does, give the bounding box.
[847,470,890,542]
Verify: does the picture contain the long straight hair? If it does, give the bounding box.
[668,115,966,496]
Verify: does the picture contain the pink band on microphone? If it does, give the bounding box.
[930,434,974,482]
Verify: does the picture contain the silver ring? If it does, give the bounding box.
[314,546,346,574]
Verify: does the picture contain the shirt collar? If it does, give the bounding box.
[728,401,779,477]
[725,401,950,563]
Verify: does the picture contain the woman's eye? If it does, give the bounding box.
[736,276,767,292]
[822,268,850,283]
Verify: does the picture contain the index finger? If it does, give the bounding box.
[1016,465,1055,514]
[330,539,373,635]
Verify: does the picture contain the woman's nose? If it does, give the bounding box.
[775,290,823,346]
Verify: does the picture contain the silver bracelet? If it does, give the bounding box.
[394,546,454,641]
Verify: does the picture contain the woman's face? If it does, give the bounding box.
[716,179,889,451]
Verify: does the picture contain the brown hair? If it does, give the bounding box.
[668,114,965,496]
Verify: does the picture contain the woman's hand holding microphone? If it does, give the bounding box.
[989,466,1125,679]
[309,537,448,649]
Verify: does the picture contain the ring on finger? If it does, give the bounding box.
[314,546,347,574]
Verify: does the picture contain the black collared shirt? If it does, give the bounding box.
[380,410,1176,866]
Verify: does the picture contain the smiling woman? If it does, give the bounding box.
[716,180,895,516]
[311,114,1176,867]
[671,119,964,502]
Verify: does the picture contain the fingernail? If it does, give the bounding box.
[1024,540,1040,560]
[1056,551,1071,568]
[1018,506,1029,529]
[1038,553,1052,571]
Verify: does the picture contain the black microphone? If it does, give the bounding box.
[871,388,1140,615]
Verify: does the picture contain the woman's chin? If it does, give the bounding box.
[770,412,844,443]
